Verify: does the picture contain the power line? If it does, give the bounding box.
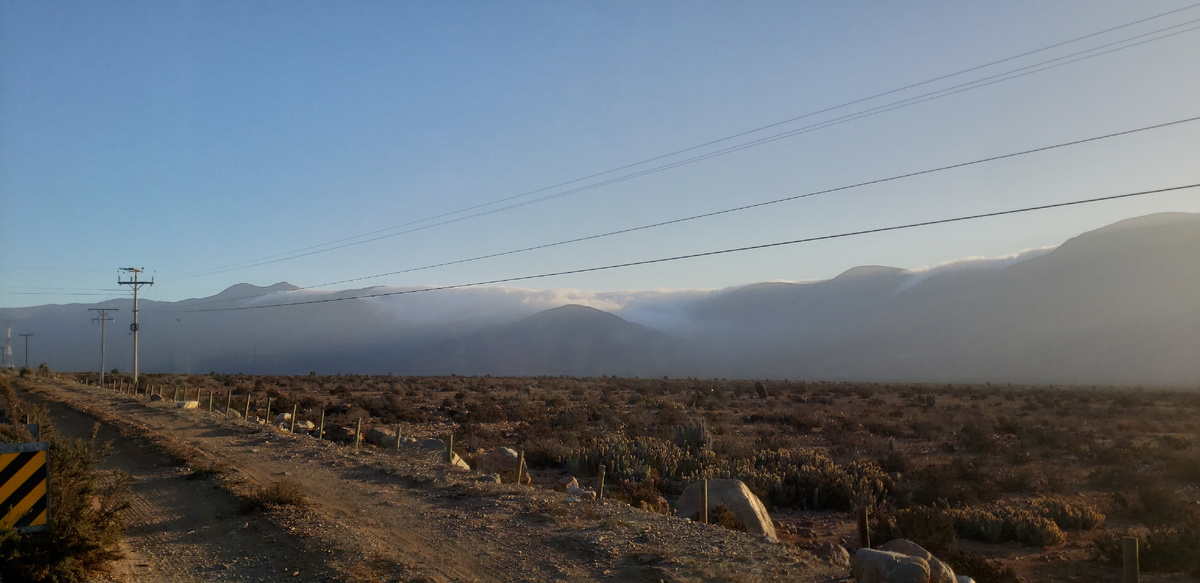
[175,5,1200,279]
[165,182,1200,314]
[191,114,1200,306]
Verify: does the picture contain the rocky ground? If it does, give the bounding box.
[21,377,849,583]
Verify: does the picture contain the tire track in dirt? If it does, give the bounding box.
[28,379,845,583]
[30,388,343,583]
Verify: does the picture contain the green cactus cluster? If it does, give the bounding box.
[945,504,1067,547]
[565,433,890,511]
[1030,496,1105,530]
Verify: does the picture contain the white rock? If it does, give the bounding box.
[852,548,931,583]
[880,539,956,583]
[177,400,200,409]
[676,479,777,542]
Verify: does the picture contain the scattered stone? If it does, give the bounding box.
[554,475,578,493]
[275,412,292,423]
[676,479,778,541]
[478,447,520,479]
[478,473,502,484]
[851,548,930,583]
[565,496,581,504]
[366,426,397,446]
[177,400,200,409]
[566,485,597,501]
[417,438,445,450]
[880,539,957,583]
[816,541,851,568]
[292,420,315,434]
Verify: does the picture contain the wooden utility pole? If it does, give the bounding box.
[18,334,34,369]
[117,268,153,385]
[89,308,117,387]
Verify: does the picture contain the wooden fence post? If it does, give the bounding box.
[857,507,871,549]
[355,418,363,449]
[446,434,454,463]
[225,391,232,417]
[395,423,402,450]
[598,466,605,499]
[244,395,251,420]
[208,390,214,413]
[1123,537,1139,583]
[318,409,325,440]
[173,387,179,402]
[264,398,273,425]
[700,479,708,525]
[516,450,525,484]
[290,404,298,434]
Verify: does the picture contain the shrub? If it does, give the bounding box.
[1093,523,1200,576]
[244,479,308,511]
[0,384,129,582]
[945,504,1066,547]
[673,419,713,453]
[1031,497,1104,530]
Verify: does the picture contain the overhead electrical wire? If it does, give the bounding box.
[174,4,1200,279]
[187,114,1200,307]
[162,183,1200,313]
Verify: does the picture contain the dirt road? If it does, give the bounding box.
[23,378,842,583]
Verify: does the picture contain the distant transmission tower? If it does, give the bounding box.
[89,308,118,386]
[118,267,153,385]
[2,321,12,369]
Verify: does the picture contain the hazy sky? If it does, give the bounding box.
[3,1,1199,309]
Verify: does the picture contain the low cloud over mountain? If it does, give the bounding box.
[5,213,1198,386]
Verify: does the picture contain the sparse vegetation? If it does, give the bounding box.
[66,370,1200,578]
[0,378,129,582]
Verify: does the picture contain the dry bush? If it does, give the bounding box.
[0,380,130,582]
[244,479,308,511]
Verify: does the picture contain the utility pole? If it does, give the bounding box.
[89,308,118,387]
[19,333,34,369]
[2,321,12,369]
[118,268,153,385]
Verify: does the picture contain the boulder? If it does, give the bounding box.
[554,476,579,493]
[880,539,956,583]
[149,394,164,402]
[852,548,931,583]
[292,420,316,434]
[676,479,777,541]
[418,438,445,450]
[324,425,357,443]
[177,400,200,409]
[956,577,976,583]
[479,448,520,478]
[276,412,292,423]
[448,451,470,470]
[816,542,851,568]
[366,426,398,446]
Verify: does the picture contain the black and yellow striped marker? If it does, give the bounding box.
[0,441,50,533]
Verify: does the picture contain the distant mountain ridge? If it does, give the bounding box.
[3,213,1197,386]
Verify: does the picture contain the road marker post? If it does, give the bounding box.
[0,441,50,533]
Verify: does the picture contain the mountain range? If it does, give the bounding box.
[4,212,1198,386]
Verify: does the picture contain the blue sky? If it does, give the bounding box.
[3,1,1199,308]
